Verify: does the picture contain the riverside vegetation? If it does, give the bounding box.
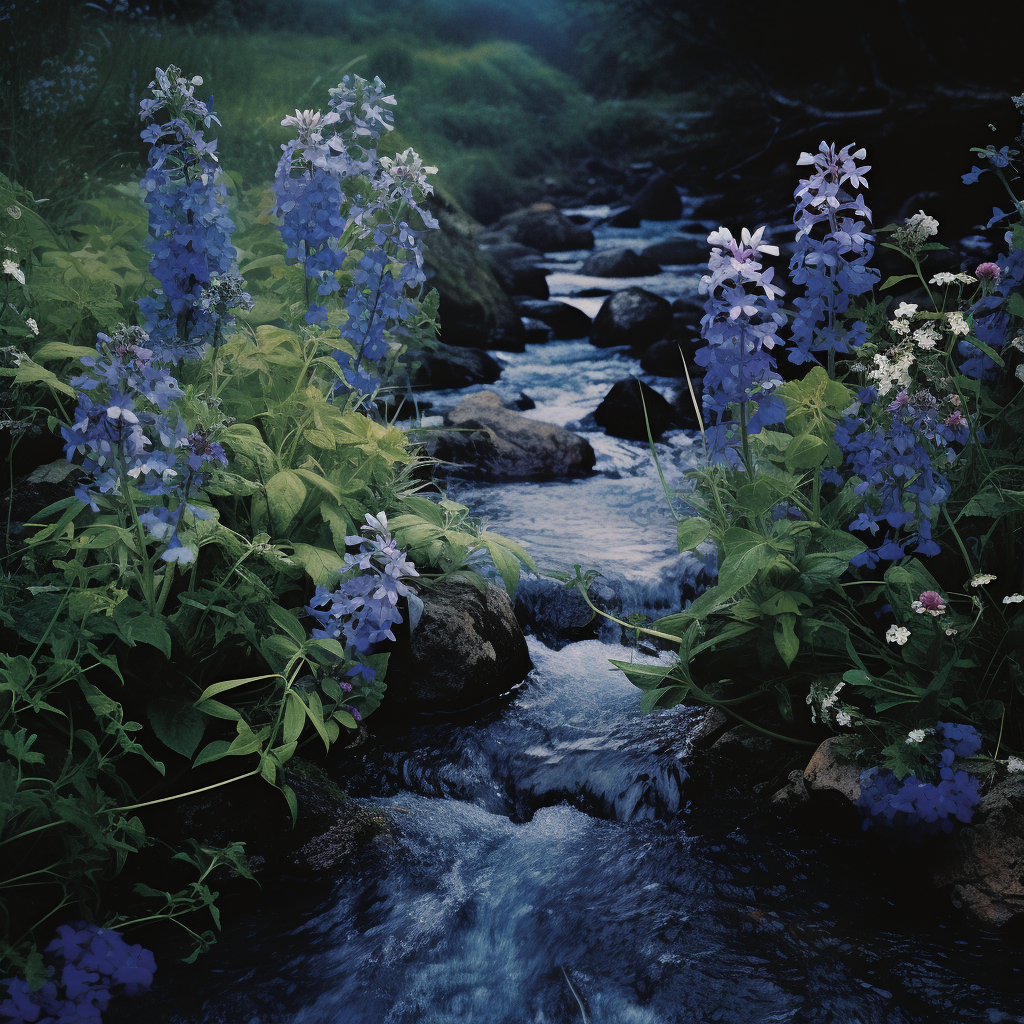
[2,3,1024,1020]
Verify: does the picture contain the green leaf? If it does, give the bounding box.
[265,603,307,646]
[289,543,347,586]
[676,517,712,552]
[148,694,207,758]
[784,432,829,470]
[193,739,232,768]
[961,334,1005,368]
[773,682,795,723]
[879,273,917,290]
[196,673,277,703]
[610,660,675,691]
[283,691,305,745]
[774,613,800,666]
[265,470,308,535]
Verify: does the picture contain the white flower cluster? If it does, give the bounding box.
[1007,756,1024,773]
[868,345,914,396]
[1003,593,1024,605]
[886,624,911,645]
[906,210,939,238]
[3,258,24,286]
[905,728,927,745]
[930,272,977,286]
[969,573,997,587]
[946,311,970,337]
[913,323,942,351]
[805,681,852,727]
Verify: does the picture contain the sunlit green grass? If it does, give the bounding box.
[76,25,701,221]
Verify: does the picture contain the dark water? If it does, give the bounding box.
[120,192,1024,1024]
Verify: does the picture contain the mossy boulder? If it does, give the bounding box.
[421,188,524,350]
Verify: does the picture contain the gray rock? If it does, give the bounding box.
[771,769,812,814]
[521,317,554,345]
[579,248,662,278]
[428,391,595,481]
[802,736,862,804]
[514,298,592,340]
[384,575,532,712]
[490,203,595,251]
[933,772,1024,929]
[590,287,673,349]
[488,257,550,300]
[686,707,730,751]
[593,378,677,442]
[606,206,641,228]
[643,237,709,265]
[708,725,776,759]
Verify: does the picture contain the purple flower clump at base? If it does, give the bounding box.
[857,722,983,833]
[0,922,155,1024]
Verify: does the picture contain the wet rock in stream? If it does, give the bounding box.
[590,286,674,349]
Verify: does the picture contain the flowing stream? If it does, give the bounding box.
[120,200,1024,1024]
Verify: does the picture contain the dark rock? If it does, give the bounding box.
[593,378,677,441]
[3,460,83,547]
[770,769,812,814]
[384,575,532,713]
[708,725,776,760]
[420,189,524,351]
[521,317,554,345]
[491,203,595,251]
[686,707,730,751]
[579,248,662,278]
[802,736,862,805]
[671,296,705,315]
[566,212,593,225]
[513,574,622,648]
[514,298,592,340]
[478,241,543,262]
[514,392,535,411]
[488,257,550,300]
[630,172,683,221]
[590,287,673,349]
[643,237,709,265]
[607,206,641,228]
[428,391,595,481]
[640,338,697,378]
[406,343,502,390]
[933,772,1024,930]
[577,287,613,297]
[670,386,703,432]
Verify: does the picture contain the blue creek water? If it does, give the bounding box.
[121,202,1024,1023]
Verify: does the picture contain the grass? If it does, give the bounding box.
[8,20,706,224]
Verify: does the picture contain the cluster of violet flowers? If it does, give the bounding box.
[61,325,227,564]
[306,512,419,687]
[695,225,786,458]
[857,722,982,833]
[788,142,879,367]
[273,75,438,396]
[0,922,155,1023]
[19,53,98,120]
[137,67,249,363]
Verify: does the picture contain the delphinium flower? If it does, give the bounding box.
[695,225,787,459]
[307,512,419,688]
[788,142,879,367]
[273,76,438,396]
[857,722,982,833]
[836,385,966,567]
[0,922,155,1023]
[137,67,243,362]
[62,325,225,563]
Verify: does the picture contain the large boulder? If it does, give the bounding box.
[420,189,524,350]
[933,772,1024,930]
[384,576,532,713]
[643,237,709,265]
[640,338,694,377]
[590,287,673,349]
[490,203,595,252]
[406,343,502,390]
[514,298,592,340]
[593,378,677,441]
[484,249,550,300]
[629,171,683,221]
[579,248,662,278]
[802,736,863,805]
[428,390,595,481]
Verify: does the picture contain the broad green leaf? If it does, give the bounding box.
[774,613,800,666]
[676,517,712,552]
[289,543,347,586]
[610,660,675,691]
[148,694,206,758]
[193,739,232,768]
[283,691,306,745]
[265,470,308,535]
[784,432,829,470]
[265,603,308,646]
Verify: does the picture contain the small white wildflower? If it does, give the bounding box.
[956,273,977,285]
[1011,335,1024,353]
[969,573,997,587]
[1007,756,1024,773]
[930,272,958,286]
[906,210,939,236]
[889,318,911,336]
[905,728,926,745]
[916,337,937,351]
[190,75,204,86]
[886,624,911,645]
[894,302,919,318]
[2,244,16,253]
[1003,593,1024,604]
[835,710,852,728]
[849,362,869,373]
[944,627,958,636]
[2,259,24,285]
[5,205,21,220]
[946,311,970,336]
[25,317,38,336]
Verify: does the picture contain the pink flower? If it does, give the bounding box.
[945,410,967,429]
[975,262,1001,283]
[911,590,947,616]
